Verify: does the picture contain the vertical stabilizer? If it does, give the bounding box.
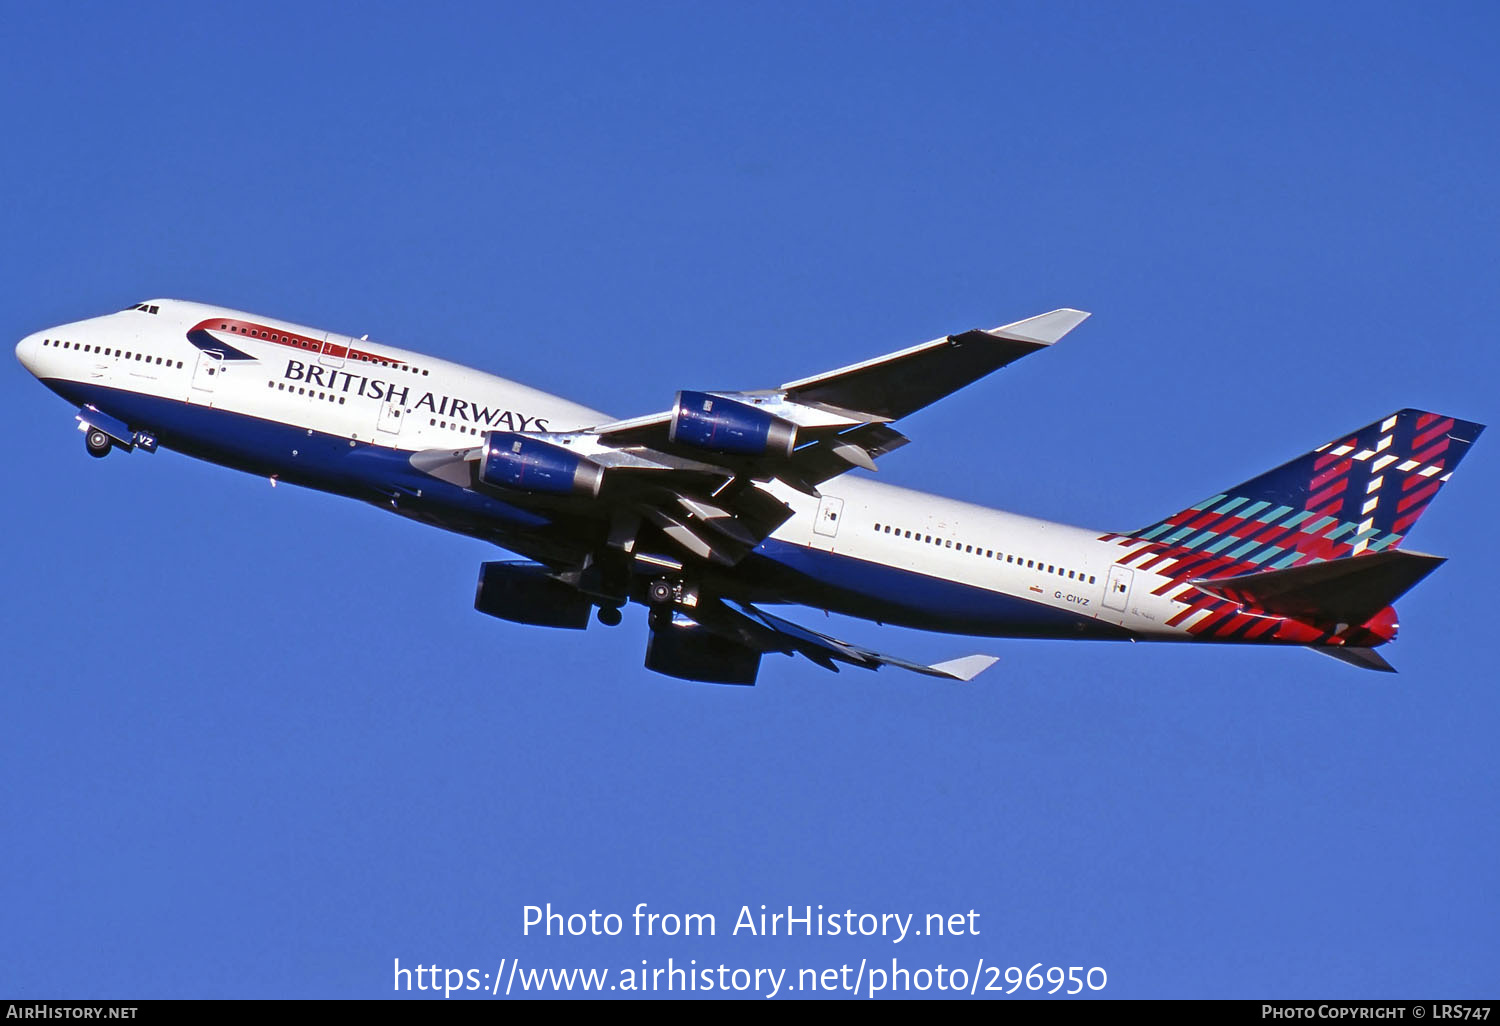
[1124,410,1482,573]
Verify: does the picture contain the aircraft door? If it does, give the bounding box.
[1102,564,1133,612]
[376,398,406,439]
[813,495,844,538]
[318,332,345,369]
[191,350,223,393]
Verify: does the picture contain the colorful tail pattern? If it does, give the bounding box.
[1097,409,1483,645]
[1101,409,1483,578]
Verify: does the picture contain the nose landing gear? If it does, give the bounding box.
[85,427,112,459]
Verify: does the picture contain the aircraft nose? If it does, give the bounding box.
[16,332,41,374]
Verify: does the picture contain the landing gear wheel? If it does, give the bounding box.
[597,606,622,627]
[647,578,676,606]
[85,428,112,458]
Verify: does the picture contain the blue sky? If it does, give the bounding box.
[2,1,1496,999]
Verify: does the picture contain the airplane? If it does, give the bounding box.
[15,300,1483,682]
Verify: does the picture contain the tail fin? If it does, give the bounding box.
[1127,409,1483,571]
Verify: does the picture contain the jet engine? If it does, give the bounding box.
[668,391,797,458]
[478,431,604,497]
[644,620,761,684]
[474,561,593,629]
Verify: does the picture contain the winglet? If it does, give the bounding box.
[927,654,999,681]
[988,309,1090,346]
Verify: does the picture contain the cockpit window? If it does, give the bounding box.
[122,303,160,314]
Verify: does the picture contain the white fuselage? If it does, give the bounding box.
[15,299,1228,643]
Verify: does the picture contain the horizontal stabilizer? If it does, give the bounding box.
[1312,646,1397,673]
[1190,549,1445,625]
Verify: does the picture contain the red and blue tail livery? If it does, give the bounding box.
[1125,409,1481,569]
[16,300,1484,681]
[1095,410,1480,662]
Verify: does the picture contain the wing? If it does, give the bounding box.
[409,309,1087,569]
[638,596,997,683]
[777,307,1090,420]
[413,310,1083,683]
[716,600,997,681]
[591,307,1088,441]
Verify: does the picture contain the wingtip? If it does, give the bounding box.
[928,654,999,681]
[988,308,1091,346]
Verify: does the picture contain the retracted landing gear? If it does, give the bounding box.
[85,428,112,459]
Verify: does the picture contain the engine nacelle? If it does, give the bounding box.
[474,561,592,629]
[669,391,797,459]
[478,431,604,498]
[644,621,761,685]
